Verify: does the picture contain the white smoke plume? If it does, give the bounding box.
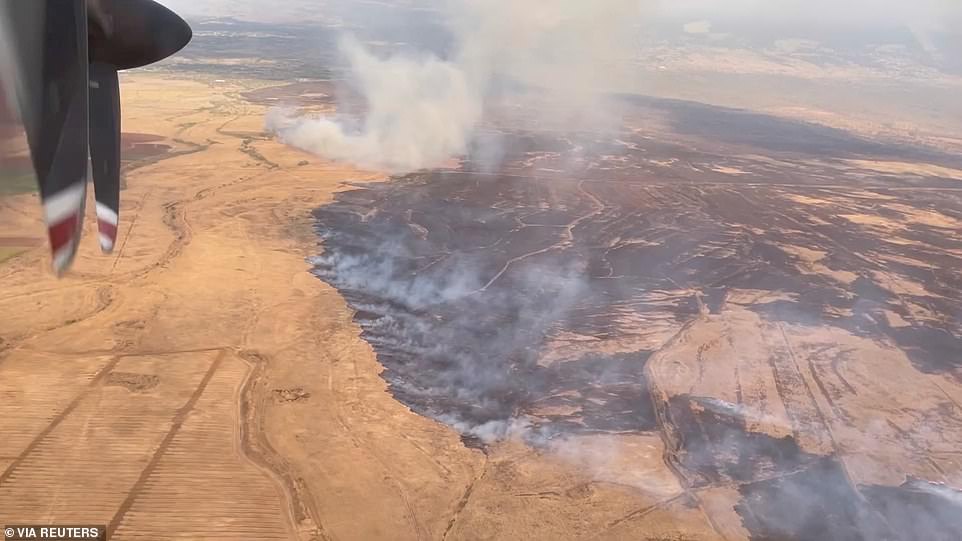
[268,37,482,172]
[267,0,644,173]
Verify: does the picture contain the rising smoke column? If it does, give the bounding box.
[267,0,643,173]
[268,36,482,172]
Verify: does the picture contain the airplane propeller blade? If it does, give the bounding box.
[88,62,121,253]
[10,1,90,274]
[2,0,192,276]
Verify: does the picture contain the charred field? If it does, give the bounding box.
[304,90,962,539]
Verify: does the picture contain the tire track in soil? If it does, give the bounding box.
[106,349,226,537]
[0,355,122,486]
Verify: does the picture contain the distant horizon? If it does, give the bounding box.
[158,0,962,35]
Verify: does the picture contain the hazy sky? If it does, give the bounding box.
[160,0,962,30]
[658,0,960,26]
[158,0,961,62]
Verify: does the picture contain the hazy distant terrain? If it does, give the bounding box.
[161,1,962,153]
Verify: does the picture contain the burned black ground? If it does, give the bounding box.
[307,94,962,538]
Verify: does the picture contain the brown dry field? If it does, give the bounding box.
[0,75,720,540]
